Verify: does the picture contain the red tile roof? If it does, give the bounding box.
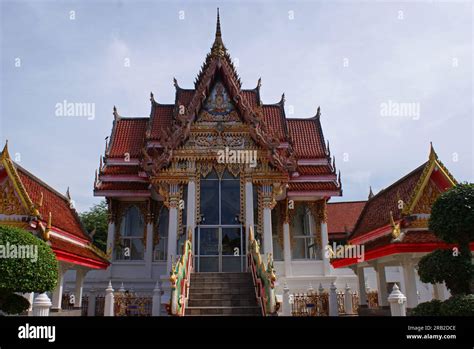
[176,89,194,107]
[288,182,339,192]
[16,166,89,240]
[242,90,259,108]
[262,105,287,141]
[101,165,141,175]
[327,201,366,235]
[297,165,333,175]
[350,163,426,240]
[108,118,147,158]
[96,182,149,191]
[150,105,174,139]
[287,118,327,158]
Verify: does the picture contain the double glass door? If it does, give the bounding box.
[196,225,245,272]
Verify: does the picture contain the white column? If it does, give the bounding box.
[145,220,154,277]
[357,266,367,307]
[167,184,180,273]
[245,180,254,253]
[433,282,449,301]
[283,222,292,276]
[74,269,87,308]
[329,282,338,316]
[152,281,163,316]
[186,180,196,240]
[263,204,273,256]
[51,265,66,310]
[402,261,419,309]
[321,221,330,275]
[344,283,353,315]
[375,263,388,307]
[106,220,115,278]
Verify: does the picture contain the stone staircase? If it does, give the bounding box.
[185,272,262,316]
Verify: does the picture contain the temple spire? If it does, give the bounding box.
[211,8,226,57]
[368,186,374,199]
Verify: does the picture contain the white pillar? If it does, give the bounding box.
[187,180,196,240]
[282,282,291,316]
[433,282,449,301]
[357,267,367,307]
[329,282,338,316]
[145,221,154,277]
[87,289,96,316]
[167,185,180,274]
[152,281,163,316]
[104,281,114,317]
[106,221,115,278]
[402,261,419,309]
[321,221,330,275]
[245,180,254,253]
[282,222,292,276]
[263,205,273,256]
[74,269,86,308]
[32,293,52,316]
[344,283,353,315]
[375,263,388,307]
[388,284,407,316]
[51,266,66,310]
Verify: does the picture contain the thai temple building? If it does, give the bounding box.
[87,11,361,306]
[0,142,109,312]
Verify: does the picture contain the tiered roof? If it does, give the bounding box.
[0,142,109,269]
[95,10,341,199]
[331,145,468,268]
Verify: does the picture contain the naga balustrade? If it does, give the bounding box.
[247,225,278,316]
[168,228,193,316]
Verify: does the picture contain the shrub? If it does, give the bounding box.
[411,299,443,316]
[0,225,58,314]
[439,295,474,316]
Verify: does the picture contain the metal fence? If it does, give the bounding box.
[114,293,153,316]
[291,292,329,316]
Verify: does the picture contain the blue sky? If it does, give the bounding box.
[1,0,472,212]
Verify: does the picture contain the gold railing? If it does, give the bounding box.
[168,228,193,316]
[291,292,329,316]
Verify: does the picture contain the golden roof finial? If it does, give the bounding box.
[43,211,52,241]
[429,141,438,162]
[1,140,9,161]
[66,187,72,201]
[211,8,226,57]
[38,191,44,207]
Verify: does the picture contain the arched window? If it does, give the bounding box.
[153,205,169,261]
[291,204,321,260]
[116,205,145,260]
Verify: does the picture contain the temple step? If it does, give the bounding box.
[185,272,261,316]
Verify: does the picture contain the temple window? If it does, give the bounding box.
[153,205,169,261]
[291,204,321,260]
[116,205,145,261]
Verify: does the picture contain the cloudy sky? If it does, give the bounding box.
[1,0,472,212]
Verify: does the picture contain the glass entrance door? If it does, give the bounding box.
[196,225,244,272]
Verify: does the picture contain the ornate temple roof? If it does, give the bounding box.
[0,142,109,269]
[95,10,341,198]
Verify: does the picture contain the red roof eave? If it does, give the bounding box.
[331,242,474,268]
[53,248,109,269]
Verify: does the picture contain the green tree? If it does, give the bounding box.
[0,225,58,314]
[417,183,474,296]
[80,200,108,252]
